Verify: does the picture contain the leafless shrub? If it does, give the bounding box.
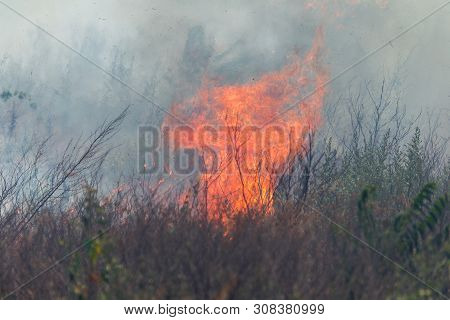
[0,108,128,241]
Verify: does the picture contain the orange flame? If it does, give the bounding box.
[163,28,328,218]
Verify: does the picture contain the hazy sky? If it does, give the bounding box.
[0,0,448,167]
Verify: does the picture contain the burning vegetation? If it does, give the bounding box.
[0,0,448,301]
[163,29,328,218]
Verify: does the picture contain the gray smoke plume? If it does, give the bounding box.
[0,0,448,179]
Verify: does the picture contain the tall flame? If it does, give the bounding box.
[163,28,328,218]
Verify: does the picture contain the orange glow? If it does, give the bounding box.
[163,28,328,219]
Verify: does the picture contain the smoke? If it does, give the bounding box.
[0,0,448,176]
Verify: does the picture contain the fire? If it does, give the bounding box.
[163,29,328,218]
